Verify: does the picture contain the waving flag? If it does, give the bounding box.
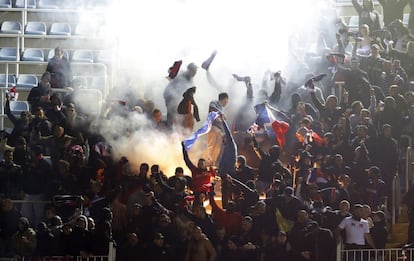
[183,111,220,151]
[218,119,237,177]
[250,102,290,148]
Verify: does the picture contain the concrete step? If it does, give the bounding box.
[392,223,409,234]
[388,232,408,244]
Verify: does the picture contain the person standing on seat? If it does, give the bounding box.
[46,46,72,89]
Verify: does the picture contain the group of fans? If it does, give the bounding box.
[1,0,414,260]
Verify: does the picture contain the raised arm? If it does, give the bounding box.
[5,99,18,125]
[182,142,196,170]
[352,0,363,13]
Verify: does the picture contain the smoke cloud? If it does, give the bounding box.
[79,0,343,176]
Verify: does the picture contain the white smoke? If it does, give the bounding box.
[80,0,343,176]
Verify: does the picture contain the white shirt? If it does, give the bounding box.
[338,216,370,245]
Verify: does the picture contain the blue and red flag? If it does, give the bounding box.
[249,102,290,148]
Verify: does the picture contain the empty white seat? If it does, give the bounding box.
[348,16,359,30]
[1,21,22,34]
[9,101,30,117]
[25,21,46,35]
[72,49,94,63]
[47,48,69,61]
[49,23,71,36]
[0,47,18,61]
[74,23,97,36]
[0,74,16,87]
[61,0,83,9]
[0,0,12,8]
[22,48,44,62]
[73,89,102,116]
[15,0,36,8]
[37,0,59,9]
[95,50,111,64]
[72,76,89,88]
[17,74,38,88]
[403,13,409,26]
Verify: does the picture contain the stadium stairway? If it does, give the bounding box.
[386,204,410,249]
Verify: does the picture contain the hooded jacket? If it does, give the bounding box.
[12,217,37,257]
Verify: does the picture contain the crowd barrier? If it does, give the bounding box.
[337,246,414,261]
[0,242,115,261]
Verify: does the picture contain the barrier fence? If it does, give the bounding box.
[0,241,115,261]
[337,247,414,261]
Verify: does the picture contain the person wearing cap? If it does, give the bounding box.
[335,204,376,254]
[46,46,72,89]
[163,62,198,127]
[370,210,388,249]
[147,232,173,260]
[275,187,304,226]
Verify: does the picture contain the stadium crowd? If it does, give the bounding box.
[1,0,414,260]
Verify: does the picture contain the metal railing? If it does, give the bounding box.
[400,135,413,194]
[337,246,414,261]
[391,173,401,225]
[1,242,116,261]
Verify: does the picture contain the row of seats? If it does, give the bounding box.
[0,73,107,92]
[0,74,38,88]
[0,48,111,63]
[0,0,108,9]
[0,21,103,36]
[2,89,103,118]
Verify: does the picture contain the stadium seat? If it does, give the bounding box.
[74,23,97,36]
[47,48,69,61]
[21,48,44,62]
[348,16,359,31]
[72,49,94,63]
[95,50,111,64]
[0,0,12,8]
[0,74,16,87]
[91,76,106,91]
[25,21,46,35]
[0,47,18,61]
[49,22,71,36]
[73,88,102,115]
[61,0,83,9]
[72,76,89,88]
[15,0,36,8]
[0,21,22,34]
[37,0,59,9]
[9,101,30,117]
[403,13,409,26]
[17,74,38,88]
